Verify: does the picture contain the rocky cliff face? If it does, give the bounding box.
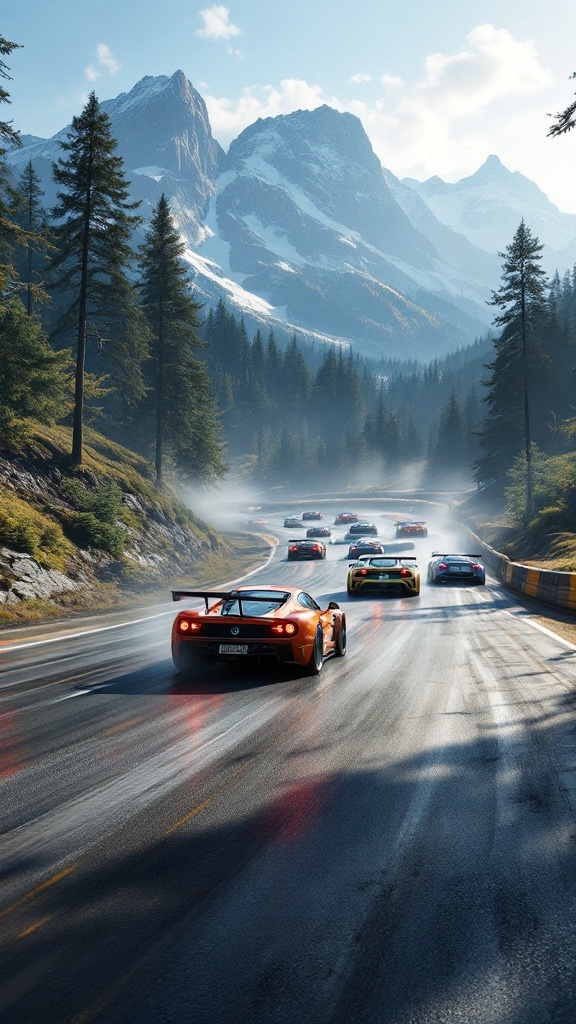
[0,444,217,613]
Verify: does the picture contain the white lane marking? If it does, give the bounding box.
[0,545,278,654]
[502,609,576,651]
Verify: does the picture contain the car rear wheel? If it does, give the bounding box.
[173,646,208,674]
[335,617,347,656]
[304,627,324,676]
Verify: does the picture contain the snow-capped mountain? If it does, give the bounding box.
[403,156,576,272]
[9,73,576,360]
[9,71,227,244]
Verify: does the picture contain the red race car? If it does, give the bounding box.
[334,512,359,525]
[395,521,428,537]
[172,585,346,676]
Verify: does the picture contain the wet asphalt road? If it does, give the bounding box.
[2,506,576,1024]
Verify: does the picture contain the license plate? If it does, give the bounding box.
[451,566,467,573]
[219,644,249,654]
[377,574,389,580]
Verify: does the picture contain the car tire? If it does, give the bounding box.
[173,646,208,674]
[335,617,347,656]
[304,627,324,676]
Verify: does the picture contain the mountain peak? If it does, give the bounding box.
[475,154,507,178]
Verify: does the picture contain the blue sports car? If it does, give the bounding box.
[427,553,486,585]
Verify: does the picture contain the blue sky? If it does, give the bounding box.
[4,1,576,211]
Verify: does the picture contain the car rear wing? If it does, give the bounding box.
[171,590,290,614]
[430,553,482,559]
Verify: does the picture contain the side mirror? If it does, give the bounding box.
[327,601,340,610]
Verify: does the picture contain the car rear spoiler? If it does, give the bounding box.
[430,553,482,559]
[171,590,290,614]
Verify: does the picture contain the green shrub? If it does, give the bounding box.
[66,512,125,558]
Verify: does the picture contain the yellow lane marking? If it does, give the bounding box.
[18,916,50,938]
[163,759,254,837]
[101,717,145,737]
[163,796,214,836]
[0,865,77,919]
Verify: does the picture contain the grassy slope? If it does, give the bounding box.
[0,421,271,625]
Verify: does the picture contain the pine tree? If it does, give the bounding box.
[0,299,71,442]
[50,92,147,465]
[10,161,53,313]
[477,220,549,516]
[0,35,26,296]
[434,388,469,472]
[138,194,226,486]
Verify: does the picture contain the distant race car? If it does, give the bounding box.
[347,539,385,558]
[427,553,486,585]
[334,512,359,525]
[302,511,323,521]
[171,585,346,676]
[284,516,304,528]
[395,521,428,537]
[346,522,378,537]
[306,526,333,539]
[347,555,420,598]
[287,538,327,560]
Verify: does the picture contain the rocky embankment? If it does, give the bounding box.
[0,437,223,614]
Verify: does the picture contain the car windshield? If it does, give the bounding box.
[359,558,399,568]
[220,590,289,616]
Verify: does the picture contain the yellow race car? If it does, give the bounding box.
[347,555,420,597]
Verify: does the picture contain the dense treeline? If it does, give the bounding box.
[2,34,576,517]
[202,299,488,480]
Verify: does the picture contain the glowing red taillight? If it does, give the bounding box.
[178,618,202,633]
[271,622,299,636]
[289,546,299,551]
[438,563,447,570]
[472,564,482,571]
[400,567,412,577]
[356,568,368,576]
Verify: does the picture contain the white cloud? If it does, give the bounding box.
[204,24,568,205]
[205,79,336,142]
[96,43,121,75]
[197,5,242,41]
[85,43,121,82]
[362,24,552,182]
[350,73,371,84]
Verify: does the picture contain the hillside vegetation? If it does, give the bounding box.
[0,421,262,624]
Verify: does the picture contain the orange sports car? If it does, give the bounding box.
[172,585,346,676]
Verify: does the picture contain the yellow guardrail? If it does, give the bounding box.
[457,522,576,613]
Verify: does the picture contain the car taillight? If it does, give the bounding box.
[178,618,202,633]
[400,567,412,577]
[312,545,320,551]
[472,564,482,570]
[438,563,447,570]
[356,568,368,576]
[289,546,298,551]
[271,622,299,635]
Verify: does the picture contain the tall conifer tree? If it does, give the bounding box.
[138,194,226,486]
[477,220,548,516]
[50,92,147,465]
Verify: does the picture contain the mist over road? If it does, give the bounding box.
[2,504,576,1024]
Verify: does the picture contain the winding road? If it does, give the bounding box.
[2,505,576,1024]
